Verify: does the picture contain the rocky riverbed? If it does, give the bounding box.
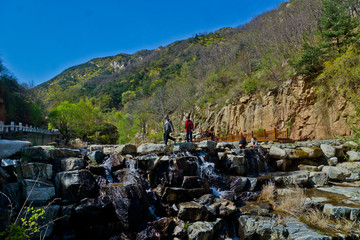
[0,139,360,239]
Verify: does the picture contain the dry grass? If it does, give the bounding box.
[305,208,330,229]
[303,208,358,234]
[274,186,306,216]
[258,182,276,202]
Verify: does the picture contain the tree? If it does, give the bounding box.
[319,0,357,54]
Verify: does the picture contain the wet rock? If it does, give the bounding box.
[181,176,209,190]
[86,165,106,178]
[21,162,53,180]
[61,157,85,171]
[320,144,336,158]
[138,143,167,154]
[227,154,245,165]
[269,146,286,159]
[105,153,125,172]
[0,140,31,159]
[196,140,216,151]
[162,187,208,203]
[22,179,55,205]
[299,147,323,158]
[115,144,137,155]
[73,198,118,224]
[327,157,338,166]
[45,148,81,160]
[100,183,151,230]
[309,171,328,187]
[174,142,197,152]
[137,154,159,171]
[228,176,248,192]
[273,171,309,186]
[321,166,351,181]
[0,167,10,184]
[323,204,360,220]
[196,194,216,205]
[55,169,99,202]
[87,151,105,164]
[347,150,360,161]
[178,201,209,221]
[187,218,222,240]
[176,157,198,176]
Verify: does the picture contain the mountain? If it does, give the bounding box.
[36,0,360,142]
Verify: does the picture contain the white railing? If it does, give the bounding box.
[0,121,59,135]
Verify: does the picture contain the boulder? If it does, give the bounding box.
[187,218,222,240]
[173,142,197,152]
[228,176,248,192]
[196,140,216,151]
[309,171,328,187]
[162,187,208,203]
[321,166,351,181]
[299,147,323,159]
[269,146,286,159]
[178,201,209,221]
[273,171,309,186]
[0,167,10,184]
[209,198,237,217]
[21,147,46,163]
[136,217,184,240]
[115,144,137,155]
[320,144,336,158]
[21,162,53,180]
[103,146,116,155]
[100,183,151,229]
[227,155,245,165]
[347,150,360,161]
[284,149,309,159]
[0,183,21,209]
[35,205,60,238]
[216,142,236,150]
[181,176,209,191]
[0,140,31,159]
[87,151,105,164]
[55,170,99,202]
[89,145,103,151]
[45,148,81,160]
[337,162,360,181]
[327,157,338,166]
[22,179,55,205]
[61,157,85,171]
[137,154,159,171]
[138,143,167,154]
[323,204,360,220]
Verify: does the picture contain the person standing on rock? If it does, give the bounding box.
[184,115,194,142]
[164,115,176,146]
[251,137,258,148]
[239,136,247,149]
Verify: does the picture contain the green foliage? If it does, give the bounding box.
[293,43,324,75]
[107,111,140,144]
[241,76,261,94]
[48,99,118,143]
[0,206,45,240]
[193,32,225,46]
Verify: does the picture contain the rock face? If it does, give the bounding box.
[21,163,53,180]
[22,179,55,205]
[212,78,352,140]
[0,140,31,159]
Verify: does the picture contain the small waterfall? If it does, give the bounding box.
[125,158,137,173]
[103,157,114,184]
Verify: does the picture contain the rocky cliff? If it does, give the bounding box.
[210,77,354,140]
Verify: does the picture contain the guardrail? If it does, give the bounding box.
[0,121,59,135]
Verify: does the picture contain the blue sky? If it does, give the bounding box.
[0,0,285,86]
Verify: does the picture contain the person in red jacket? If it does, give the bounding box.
[185,116,194,142]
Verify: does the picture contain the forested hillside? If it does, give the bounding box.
[0,61,46,126]
[36,0,360,144]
